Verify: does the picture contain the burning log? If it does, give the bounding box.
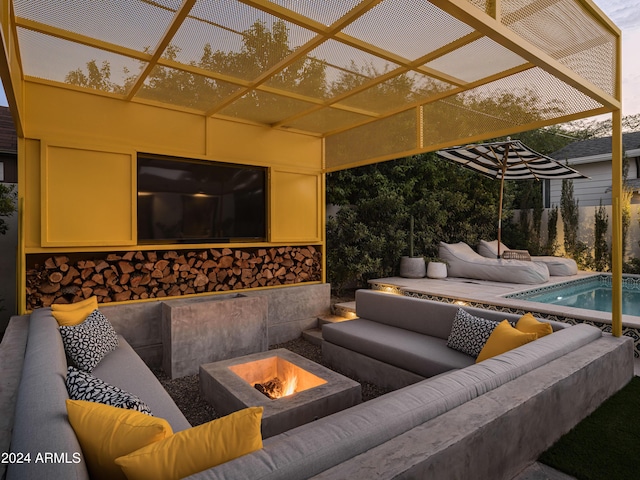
[254,378,285,400]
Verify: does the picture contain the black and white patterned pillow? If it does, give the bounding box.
[446,308,501,358]
[59,309,118,372]
[65,366,153,415]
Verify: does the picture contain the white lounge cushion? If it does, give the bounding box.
[477,240,577,276]
[439,242,549,284]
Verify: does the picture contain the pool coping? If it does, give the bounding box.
[368,272,640,357]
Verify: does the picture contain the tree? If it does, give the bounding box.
[326,153,501,290]
[561,179,578,255]
[593,202,610,272]
[546,205,559,255]
[0,183,16,235]
[66,19,328,113]
[65,59,119,92]
[566,113,640,138]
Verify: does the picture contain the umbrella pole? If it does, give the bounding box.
[497,167,506,259]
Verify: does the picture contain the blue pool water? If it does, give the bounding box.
[506,275,640,316]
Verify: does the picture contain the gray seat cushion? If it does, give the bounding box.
[322,319,475,377]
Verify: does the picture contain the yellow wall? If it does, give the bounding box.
[21,82,324,251]
[18,82,325,312]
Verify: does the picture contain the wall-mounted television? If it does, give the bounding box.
[137,154,267,244]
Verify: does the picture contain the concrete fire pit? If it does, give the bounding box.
[199,348,361,438]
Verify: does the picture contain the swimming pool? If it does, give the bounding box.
[505,274,640,316]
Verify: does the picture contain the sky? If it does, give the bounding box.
[0,0,637,115]
[596,0,640,116]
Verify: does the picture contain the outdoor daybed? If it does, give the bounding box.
[1,291,633,480]
[439,241,550,284]
[477,239,579,276]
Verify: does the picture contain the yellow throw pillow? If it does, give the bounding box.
[516,312,553,338]
[115,407,264,480]
[66,399,173,480]
[51,297,99,326]
[476,320,538,363]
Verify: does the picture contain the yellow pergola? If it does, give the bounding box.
[0,0,623,333]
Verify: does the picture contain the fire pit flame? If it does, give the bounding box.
[254,374,298,399]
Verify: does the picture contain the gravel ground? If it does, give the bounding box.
[155,335,391,426]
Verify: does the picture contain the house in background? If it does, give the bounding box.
[548,131,640,207]
[0,105,17,332]
[0,105,16,183]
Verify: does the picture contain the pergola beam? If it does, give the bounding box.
[430,0,620,111]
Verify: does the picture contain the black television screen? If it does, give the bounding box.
[137,155,267,243]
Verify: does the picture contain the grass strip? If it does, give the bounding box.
[539,376,640,480]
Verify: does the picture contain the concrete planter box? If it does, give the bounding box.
[162,294,268,378]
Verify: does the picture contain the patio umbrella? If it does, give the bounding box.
[436,138,587,258]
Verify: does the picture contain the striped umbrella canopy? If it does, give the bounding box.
[436,139,587,257]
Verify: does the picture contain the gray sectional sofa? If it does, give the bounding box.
[322,289,569,389]
[2,290,634,480]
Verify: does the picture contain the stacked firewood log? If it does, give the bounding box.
[26,246,322,309]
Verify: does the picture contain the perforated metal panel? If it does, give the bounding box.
[17,27,145,93]
[426,36,526,83]
[422,67,604,146]
[14,0,179,52]
[501,0,617,96]
[218,90,316,125]
[343,0,476,60]
[282,108,371,135]
[136,65,243,111]
[325,110,417,168]
[7,0,621,170]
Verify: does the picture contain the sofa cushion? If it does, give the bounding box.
[116,407,264,480]
[59,309,119,372]
[322,319,475,377]
[355,290,462,339]
[476,320,538,363]
[516,313,553,338]
[51,296,99,327]
[92,336,192,432]
[66,399,173,480]
[446,308,502,358]
[66,366,152,415]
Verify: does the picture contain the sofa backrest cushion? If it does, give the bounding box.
[354,290,562,339]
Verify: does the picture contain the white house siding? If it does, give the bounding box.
[548,158,640,207]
